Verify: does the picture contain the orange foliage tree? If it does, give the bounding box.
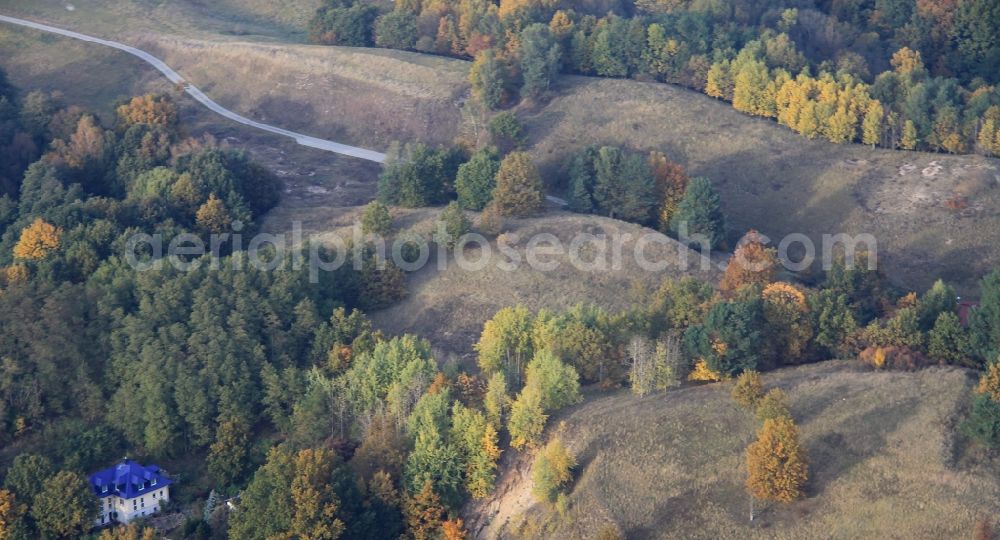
[49,114,107,169]
[648,151,688,232]
[441,518,468,540]
[116,94,179,128]
[13,218,62,260]
[405,480,446,540]
[2,264,30,286]
[746,416,809,503]
[0,488,27,538]
[719,230,779,294]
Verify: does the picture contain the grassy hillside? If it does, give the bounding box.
[261,205,723,358]
[0,0,317,39]
[366,210,723,358]
[3,1,1000,294]
[524,76,1000,294]
[142,36,467,148]
[468,361,1000,539]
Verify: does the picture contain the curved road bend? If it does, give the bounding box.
[0,14,388,163]
[0,14,578,206]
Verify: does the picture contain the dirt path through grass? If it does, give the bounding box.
[0,13,388,162]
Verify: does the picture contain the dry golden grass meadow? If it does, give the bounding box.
[470,361,1000,539]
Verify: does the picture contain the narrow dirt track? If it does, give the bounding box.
[0,13,576,206]
[0,13,388,163]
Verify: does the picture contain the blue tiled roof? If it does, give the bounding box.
[89,459,172,499]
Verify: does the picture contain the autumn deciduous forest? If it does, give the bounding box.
[312,0,1000,155]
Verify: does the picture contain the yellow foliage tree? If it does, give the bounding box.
[976,360,1000,402]
[901,120,919,150]
[762,282,812,361]
[196,194,234,234]
[688,358,724,382]
[746,417,808,503]
[548,10,574,39]
[13,218,62,260]
[467,423,502,499]
[824,102,857,144]
[775,77,809,129]
[862,100,884,147]
[890,47,925,78]
[493,152,543,217]
[934,107,966,154]
[531,437,575,503]
[171,172,202,211]
[732,60,775,117]
[732,370,764,409]
[498,0,549,20]
[705,60,733,100]
[482,422,502,462]
[796,101,821,139]
[871,346,888,369]
[289,448,346,540]
[978,118,997,156]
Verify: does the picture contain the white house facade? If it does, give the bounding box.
[89,459,173,526]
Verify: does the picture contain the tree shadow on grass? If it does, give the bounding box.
[805,395,920,497]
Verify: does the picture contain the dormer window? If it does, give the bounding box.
[102,484,108,493]
[152,477,157,486]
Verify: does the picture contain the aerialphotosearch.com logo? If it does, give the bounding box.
[124,220,878,283]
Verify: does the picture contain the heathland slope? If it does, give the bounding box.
[468,361,1000,539]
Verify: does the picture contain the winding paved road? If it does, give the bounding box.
[0,14,388,163]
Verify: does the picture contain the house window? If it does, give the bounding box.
[152,477,157,486]
[102,484,108,493]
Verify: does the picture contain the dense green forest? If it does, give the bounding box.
[310,0,1000,155]
[0,61,999,538]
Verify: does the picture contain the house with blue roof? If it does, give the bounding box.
[88,459,172,526]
